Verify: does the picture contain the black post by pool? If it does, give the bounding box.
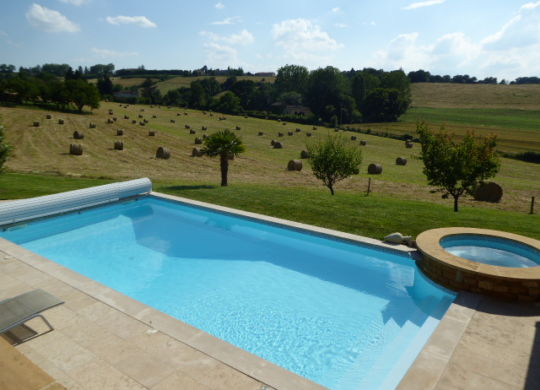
[530,196,536,215]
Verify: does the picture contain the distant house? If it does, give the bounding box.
[283,105,313,117]
[254,72,276,77]
[113,90,139,102]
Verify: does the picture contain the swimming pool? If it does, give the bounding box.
[0,195,455,390]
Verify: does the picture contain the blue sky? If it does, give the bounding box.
[1,0,539,80]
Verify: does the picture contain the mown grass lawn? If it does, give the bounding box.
[2,173,538,240]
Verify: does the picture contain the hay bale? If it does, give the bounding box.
[132,120,137,124]
[114,141,124,151]
[185,124,190,129]
[148,131,156,136]
[33,121,40,127]
[73,131,84,139]
[306,132,312,137]
[138,114,143,119]
[287,160,303,171]
[69,143,83,155]
[202,126,208,130]
[144,119,148,123]
[108,110,113,115]
[58,119,64,125]
[288,131,293,136]
[202,134,207,139]
[116,129,124,136]
[124,115,129,119]
[278,132,284,137]
[46,114,52,119]
[113,117,117,122]
[282,122,287,126]
[189,129,196,134]
[351,136,357,141]
[156,146,170,159]
[396,157,407,166]
[270,139,276,146]
[89,123,96,129]
[139,122,145,126]
[474,182,503,203]
[192,147,203,157]
[312,126,317,130]
[107,118,114,124]
[152,115,157,118]
[296,128,301,132]
[235,126,241,130]
[273,141,283,149]
[405,140,414,148]
[177,113,180,116]
[140,108,145,112]
[360,140,367,146]
[368,163,383,174]
[184,112,188,116]
[258,131,264,136]
[194,137,202,144]
[300,150,310,159]
[170,119,176,123]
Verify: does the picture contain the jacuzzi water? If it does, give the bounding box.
[0,196,455,390]
[441,235,540,268]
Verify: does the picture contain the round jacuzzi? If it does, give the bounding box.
[416,228,540,301]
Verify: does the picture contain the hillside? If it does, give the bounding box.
[1,102,538,214]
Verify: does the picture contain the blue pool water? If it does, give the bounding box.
[441,235,540,268]
[1,196,455,390]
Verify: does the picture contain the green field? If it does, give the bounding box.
[154,75,275,94]
[1,81,539,241]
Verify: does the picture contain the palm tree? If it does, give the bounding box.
[202,129,245,186]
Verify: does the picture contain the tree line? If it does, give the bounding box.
[407,69,540,85]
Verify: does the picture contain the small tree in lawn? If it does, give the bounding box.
[202,129,245,186]
[307,134,362,195]
[417,122,499,212]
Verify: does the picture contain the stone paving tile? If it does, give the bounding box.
[67,358,147,390]
[152,371,213,390]
[113,350,177,388]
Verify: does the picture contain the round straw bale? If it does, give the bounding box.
[202,134,207,139]
[184,112,188,116]
[148,131,156,136]
[113,117,117,122]
[33,121,40,127]
[89,123,96,129]
[312,126,317,130]
[368,163,383,174]
[73,131,84,139]
[194,137,202,144]
[132,120,137,124]
[58,119,64,125]
[296,128,301,132]
[185,124,190,129]
[202,126,208,130]
[282,122,287,126]
[278,132,284,137]
[287,160,303,171]
[170,119,175,123]
[306,132,312,137]
[138,114,143,119]
[139,121,145,126]
[360,140,367,146]
[152,115,157,118]
[270,139,276,146]
[46,114,52,119]
[258,131,264,136]
[300,150,310,159]
[116,129,124,136]
[156,147,170,159]
[288,131,293,136]
[69,143,83,155]
[474,182,503,203]
[235,126,241,130]
[114,141,124,151]
[395,157,407,166]
[189,129,196,134]
[124,115,129,119]
[405,140,414,148]
[192,147,203,157]
[351,136,357,141]
[107,118,114,124]
[273,141,283,149]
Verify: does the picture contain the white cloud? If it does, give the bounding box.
[26,4,79,33]
[215,2,225,9]
[200,29,254,46]
[272,19,343,65]
[203,42,239,66]
[403,0,446,10]
[58,0,89,6]
[211,16,241,25]
[331,7,340,13]
[106,15,157,28]
[372,2,540,80]
[92,48,138,58]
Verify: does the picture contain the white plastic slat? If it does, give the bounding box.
[0,178,152,226]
